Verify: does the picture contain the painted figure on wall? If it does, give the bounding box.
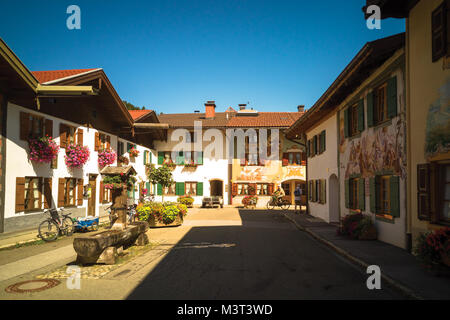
[344,117,406,179]
[425,80,450,160]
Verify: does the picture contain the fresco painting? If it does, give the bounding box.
[425,80,450,160]
[342,117,406,180]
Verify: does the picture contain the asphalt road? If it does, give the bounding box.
[127,209,404,299]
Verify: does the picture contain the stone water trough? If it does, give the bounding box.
[73,165,149,265]
[73,221,149,265]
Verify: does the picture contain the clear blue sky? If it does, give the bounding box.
[0,0,404,114]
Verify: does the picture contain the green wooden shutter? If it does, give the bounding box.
[369,177,376,213]
[146,182,150,193]
[390,175,400,217]
[345,179,350,208]
[176,152,184,165]
[127,186,132,198]
[357,99,364,132]
[157,183,162,195]
[344,108,349,138]
[358,178,365,211]
[322,131,326,152]
[149,151,152,164]
[387,76,398,119]
[143,150,148,165]
[367,92,374,127]
[197,151,203,165]
[176,182,185,196]
[158,152,164,165]
[197,182,203,196]
[127,143,132,152]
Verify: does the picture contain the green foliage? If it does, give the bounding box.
[123,100,146,110]
[137,201,188,225]
[177,195,194,206]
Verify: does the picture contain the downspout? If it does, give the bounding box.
[405,18,412,252]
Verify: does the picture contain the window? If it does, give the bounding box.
[238,183,249,195]
[20,112,53,141]
[282,183,290,196]
[64,178,77,206]
[318,131,326,154]
[439,164,450,223]
[345,177,365,211]
[185,182,197,196]
[369,175,399,219]
[184,151,203,165]
[163,183,176,195]
[374,84,388,124]
[432,1,447,62]
[349,104,359,137]
[344,99,364,138]
[117,141,124,156]
[24,177,42,211]
[99,133,111,151]
[283,152,305,166]
[256,183,268,195]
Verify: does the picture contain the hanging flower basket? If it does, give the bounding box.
[28,135,59,164]
[129,147,139,158]
[65,144,90,168]
[98,149,117,168]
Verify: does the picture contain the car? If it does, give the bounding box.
[201,196,224,208]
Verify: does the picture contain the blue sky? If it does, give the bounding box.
[0,0,404,114]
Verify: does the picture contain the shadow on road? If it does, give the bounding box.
[126,210,403,300]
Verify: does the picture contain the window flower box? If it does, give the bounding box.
[129,147,139,158]
[64,144,90,168]
[98,149,117,168]
[28,135,59,164]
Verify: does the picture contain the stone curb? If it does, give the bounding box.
[281,212,423,300]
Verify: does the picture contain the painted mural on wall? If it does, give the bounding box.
[234,161,306,182]
[341,117,406,180]
[425,79,450,160]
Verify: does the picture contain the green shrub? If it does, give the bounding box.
[338,213,375,239]
[177,195,194,206]
[137,201,188,225]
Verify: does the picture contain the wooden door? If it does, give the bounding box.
[88,175,97,216]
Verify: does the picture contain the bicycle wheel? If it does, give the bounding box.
[281,200,291,210]
[266,199,276,210]
[62,217,75,236]
[38,220,59,242]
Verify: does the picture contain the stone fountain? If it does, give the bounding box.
[73,165,149,265]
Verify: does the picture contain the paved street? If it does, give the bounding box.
[0,208,404,299]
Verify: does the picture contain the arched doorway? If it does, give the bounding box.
[329,174,339,222]
[210,179,223,197]
[281,179,306,205]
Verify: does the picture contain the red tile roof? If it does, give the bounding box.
[31,68,98,83]
[128,110,152,121]
[226,112,304,127]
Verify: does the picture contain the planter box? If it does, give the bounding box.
[358,226,377,240]
[148,213,183,228]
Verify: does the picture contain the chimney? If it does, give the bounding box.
[238,104,247,111]
[205,101,216,119]
[297,105,305,112]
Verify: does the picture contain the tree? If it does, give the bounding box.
[147,164,174,203]
[123,100,146,110]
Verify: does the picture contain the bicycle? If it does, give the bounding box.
[266,196,291,210]
[38,208,75,242]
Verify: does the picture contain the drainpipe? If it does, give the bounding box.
[405,18,412,253]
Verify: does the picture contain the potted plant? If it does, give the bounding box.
[98,149,117,168]
[177,195,194,208]
[28,135,59,164]
[147,164,174,203]
[129,147,139,158]
[242,195,258,208]
[64,143,90,168]
[118,155,129,166]
[136,201,187,227]
[337,213,377,240]
[413,227,450,276]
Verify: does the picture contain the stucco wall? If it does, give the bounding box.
[408,0,450,240]
[337,64,408,249]
[306,113,339,222]
[152,128,230,205]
